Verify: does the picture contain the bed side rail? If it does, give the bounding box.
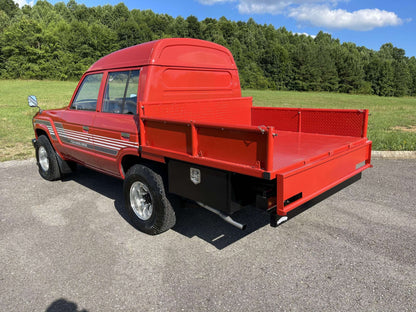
[252,107,369,138]
[139,116,275,177]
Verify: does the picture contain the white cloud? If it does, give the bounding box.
[198,0,331,14]
[197,0,235,5]
[238,0,291,14]
[198,0,407,31]
[237,0,327,15]
[289,5,404,31]
[14,0,34,7]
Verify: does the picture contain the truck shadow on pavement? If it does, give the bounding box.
[67,166,361,250]
[66,166,269,249]
[172,201,270,249]
[173,172,360,249]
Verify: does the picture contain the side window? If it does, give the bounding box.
[71,73,103,111]
[102,70,140,114]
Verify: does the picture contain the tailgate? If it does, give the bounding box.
[274,139,372,216]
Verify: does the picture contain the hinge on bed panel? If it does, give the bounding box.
[257,125,267,134]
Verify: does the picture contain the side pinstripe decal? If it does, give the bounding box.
[54,122,138,156]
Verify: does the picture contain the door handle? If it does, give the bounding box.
[121,132,130,139]
[82,126,89,132]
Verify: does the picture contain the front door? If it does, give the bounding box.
[54,73,104,168]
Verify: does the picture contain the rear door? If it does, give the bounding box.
[90,69,141,176]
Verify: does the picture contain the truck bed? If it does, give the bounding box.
[272,130,367,173]
[139,99,372,217]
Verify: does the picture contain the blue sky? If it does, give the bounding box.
[17,0,416,57]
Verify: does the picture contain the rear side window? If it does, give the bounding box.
[71,73,103,111]
[102,70,140,114]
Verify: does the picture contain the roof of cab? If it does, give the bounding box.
[87,38,237,72]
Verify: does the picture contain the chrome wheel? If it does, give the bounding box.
[130,181,153,221]
[38,146,49,171]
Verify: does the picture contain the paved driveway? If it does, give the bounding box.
[0,158,415,311]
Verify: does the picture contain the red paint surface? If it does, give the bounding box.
[33,38,372,217]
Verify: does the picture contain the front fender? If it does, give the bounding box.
[33,118,57,142]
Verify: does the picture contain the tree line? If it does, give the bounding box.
[1,0,415,96]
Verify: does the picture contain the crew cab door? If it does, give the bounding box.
[54,73,104,167]
[90,69,140,177]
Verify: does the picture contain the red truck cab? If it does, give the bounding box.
[29,38,372,234]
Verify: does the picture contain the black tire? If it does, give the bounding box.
[35,135,62,181]
[123,164,176,235]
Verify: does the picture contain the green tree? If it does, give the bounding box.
[0,0,413,95]
[391,47,410,96]
[408,57,416,96]
[335,43,365,93]
[186,15,202,39]
[0,9,10,31]
[0,0,18,17]
[0,17,44,78]
[313,32,339,91]
[260,42,291,90]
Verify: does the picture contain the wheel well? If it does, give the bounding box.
[35,129,48,139]
[121,155,167,178]
[121,155,141,176]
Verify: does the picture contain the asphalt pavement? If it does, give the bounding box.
[0,158,415,311]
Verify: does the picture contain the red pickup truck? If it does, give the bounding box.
[29,38,372,234]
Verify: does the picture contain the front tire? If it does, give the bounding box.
[123,164,176,235]
[35,135,61,181]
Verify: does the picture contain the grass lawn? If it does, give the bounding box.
[0,80,78,161]
[0,80,415,161]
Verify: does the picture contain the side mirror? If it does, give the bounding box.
[28,95,38,108]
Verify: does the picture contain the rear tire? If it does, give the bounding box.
[35,135,62,181]
[123,164,176,235]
